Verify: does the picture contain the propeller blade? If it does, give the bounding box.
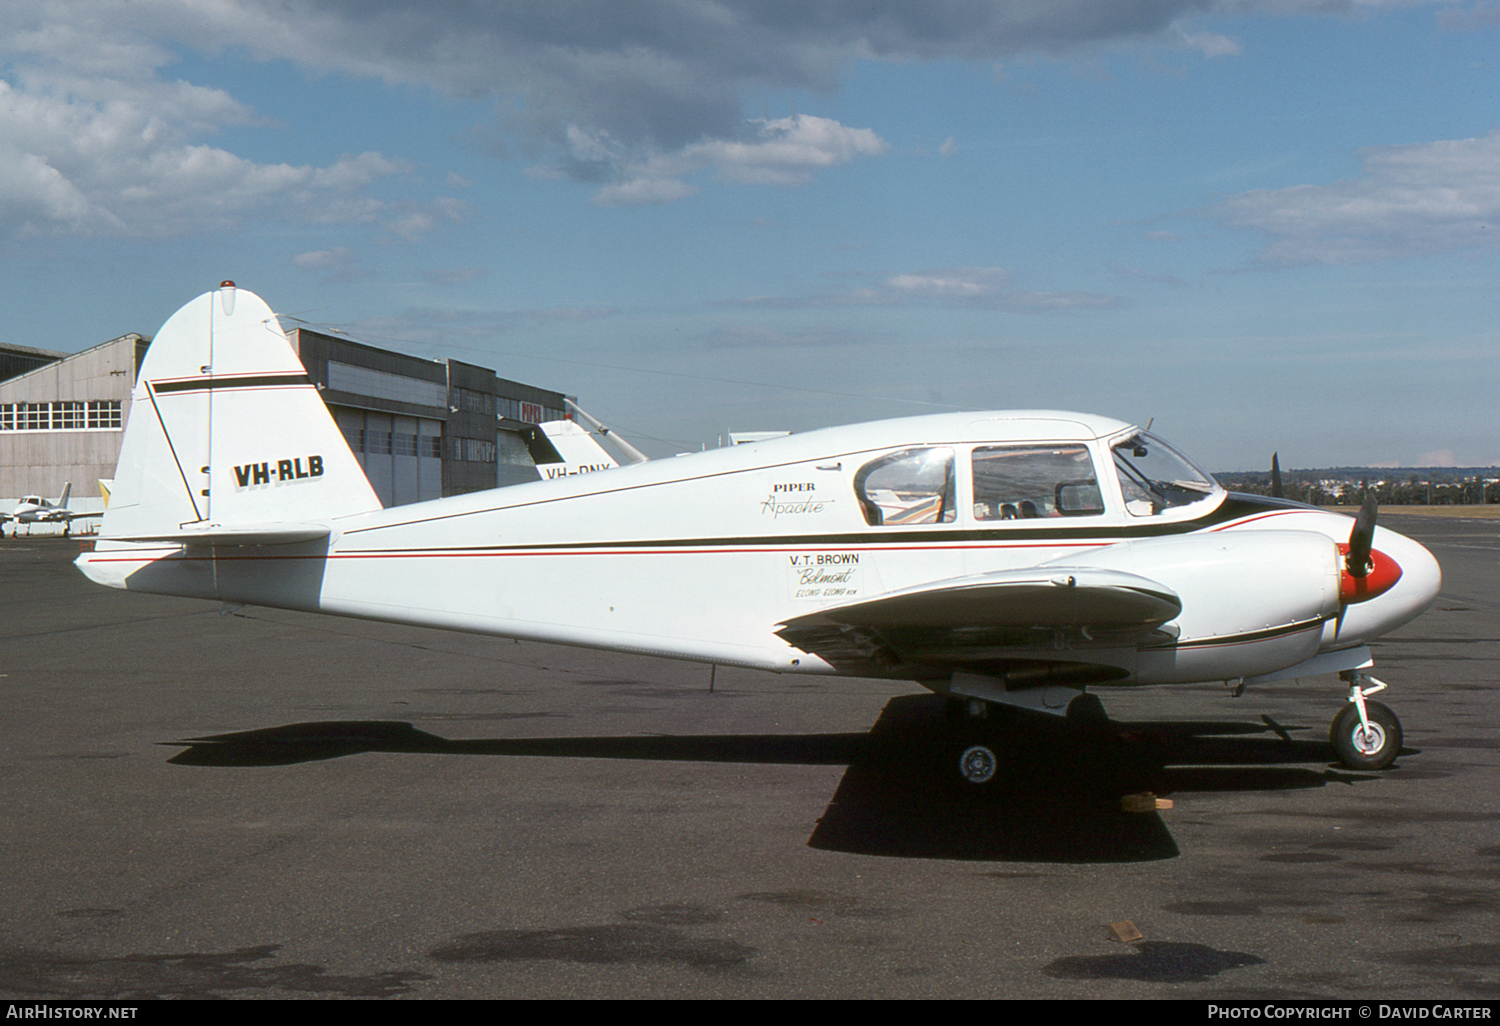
[1270,452,1283,499]
[1347,492,1377,579]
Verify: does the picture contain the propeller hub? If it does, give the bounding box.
[1338,543,1402,604]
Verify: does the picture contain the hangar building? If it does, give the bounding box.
[1,327,574,531]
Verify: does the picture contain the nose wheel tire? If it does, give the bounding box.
[1330,700,1402,771]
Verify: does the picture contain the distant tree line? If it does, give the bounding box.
[1215,468,1500,506]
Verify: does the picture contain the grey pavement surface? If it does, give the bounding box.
[0,513,1496,999]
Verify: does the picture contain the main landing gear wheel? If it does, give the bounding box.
[943,698,1012,792]
[1330,700,1402,771]
[957,743,1000,786]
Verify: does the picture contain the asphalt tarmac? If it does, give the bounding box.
[1,513,1496,1000]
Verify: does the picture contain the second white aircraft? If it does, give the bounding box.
[4,483,91,535]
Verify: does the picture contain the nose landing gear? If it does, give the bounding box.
[1331,672,1403,770]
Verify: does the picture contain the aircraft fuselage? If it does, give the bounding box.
[79,412,1440,691]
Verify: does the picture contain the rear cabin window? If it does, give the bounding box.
[855,447,956,526]
[971,445,1104,520]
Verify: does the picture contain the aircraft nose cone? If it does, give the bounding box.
[1339,543,1403,603]
[1371,524,1442,628]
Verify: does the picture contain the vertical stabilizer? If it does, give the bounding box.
[102,283,381,540]
[532,419,622,480]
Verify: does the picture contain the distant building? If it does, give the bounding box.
[290,328,571,501]
[0,334,147,502]
[1,325,576,526]
[1,341,70,384]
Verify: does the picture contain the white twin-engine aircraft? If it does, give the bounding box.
[4,483,89,534]
[77,283,1442,784]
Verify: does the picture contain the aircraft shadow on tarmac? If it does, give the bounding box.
[163,693,1404,864]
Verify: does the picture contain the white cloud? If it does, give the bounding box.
[886,269,1009,299]
[881,267,1120,309]
[0,0,1326,226]
[0,0,1462,230]
[593,177,701,208]
[725,266,1120,311]
[293,245,362,283]
[1175,29,1241,57]
[385,196,472,242]
[0,149,98,230]
[592,115,887,206]
[1438,4,1500,30]
[0,74,420,240]
[694,115,888,186]
[1212,129,1500,264]
[0,3,451,240]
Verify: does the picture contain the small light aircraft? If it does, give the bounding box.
[4,483,91,535]
[526,418,625,480]
[516,401,646,481]
[76,284,1442,781]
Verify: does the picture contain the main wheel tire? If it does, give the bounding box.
[957,742,1000,786]
[1330,700,1402,771]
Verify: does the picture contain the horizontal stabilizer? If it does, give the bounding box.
[101,523,331,546]
[779,567,1181,632]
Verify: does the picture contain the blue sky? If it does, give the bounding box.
[3,1,1498,468]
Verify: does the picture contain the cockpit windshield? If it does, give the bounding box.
[1112,432,1221,517]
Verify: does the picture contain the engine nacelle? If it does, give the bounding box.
[1054,530,1341,684]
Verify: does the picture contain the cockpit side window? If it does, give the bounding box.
[854,447,956,526]
[971,445,1104,520]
